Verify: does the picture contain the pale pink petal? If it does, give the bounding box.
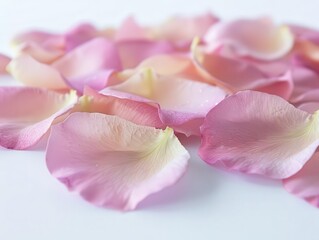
[0,54,10,74]
[150,12,218,42]
[52,38,121,92]
[193,48,293,99]
[291,67,319,100]
[199,91,319,179]
[283,151,319,207]
[204,18,294,60]
[0,87,77,149]
[117,40,176,68]
[8,38,120,91]
[115,17,148,42]
[53,38,121,77]
[78,87,164,128]
[289,24,319,43]
[46,112,189,210]
[64,23,99,51]
[102,68,226,136]
[296,40,319,73]
[7,54,68,89]
[11,30,65,63]
[14,42,64,63]
[136,54,208,82]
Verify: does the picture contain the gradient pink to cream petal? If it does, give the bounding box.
[46,112,189,211]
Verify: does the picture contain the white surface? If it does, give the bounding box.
[1,1,319,240]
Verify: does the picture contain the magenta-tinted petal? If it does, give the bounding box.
[46,112,189,210]
[283,152,319,207]
[199,91,319,179]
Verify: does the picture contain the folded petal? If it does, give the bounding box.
[283,151,319,207]
[53,38,121,92]
[46,112,189,210]
[204,18,294,60]
[11,30,65,63]
[199,91,319,179]
[77,87,164,128]
[136,54,208,82]
[115,17,148,42]
[102,68,226,136]
[0,54,10,74]
[0,87,77,149]
[7,54,69,89]
[8,38,120,92]
[193,47,293,99]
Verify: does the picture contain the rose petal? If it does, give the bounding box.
[150,12,218,42]
[199,90,319,179]
[52,38,121,92]
[117,40,176,68]
[7,54,69,89]
[204,18,294,60]
[193,47,293,99]
[290,67,319,102]
[78,87,164,128]
[64,23,99,51]
[0,54,10,74]
[46,112,189,211]
[0,87,77,149]
[11,30,65,63]
[101,68,226,136]
[283,151,319,207]
[8,38,120,91]
[296,40,319,73]
[115,17,148,42]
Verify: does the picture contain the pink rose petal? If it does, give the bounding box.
[117,40,176,68]
[199,91,319,179]
[101,68,226,136]
[79,87,164,128]
[7,54,69,90]
[150,12,218,43]
[204,17,294,60]
[46,112,189,211]
[0,87,77,149]
[8,38,120,92]
[193,46,293,99]
[0,54,10,74]
[283,151,319,207]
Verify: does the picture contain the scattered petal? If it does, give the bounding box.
[199,91,319,179]
[0,87,77,149]
[283,151,319,207]
[102,68,226,136]
[7,54,69,89]
[193,47,293,99]
[117,40,176,68]
[204,18,294,60]
[150,12,218,42]
[0,54,10,74]
[46,112,189,210]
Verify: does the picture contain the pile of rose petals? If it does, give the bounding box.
[1,12,319,211]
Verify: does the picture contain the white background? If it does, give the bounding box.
[1,1,319,239]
